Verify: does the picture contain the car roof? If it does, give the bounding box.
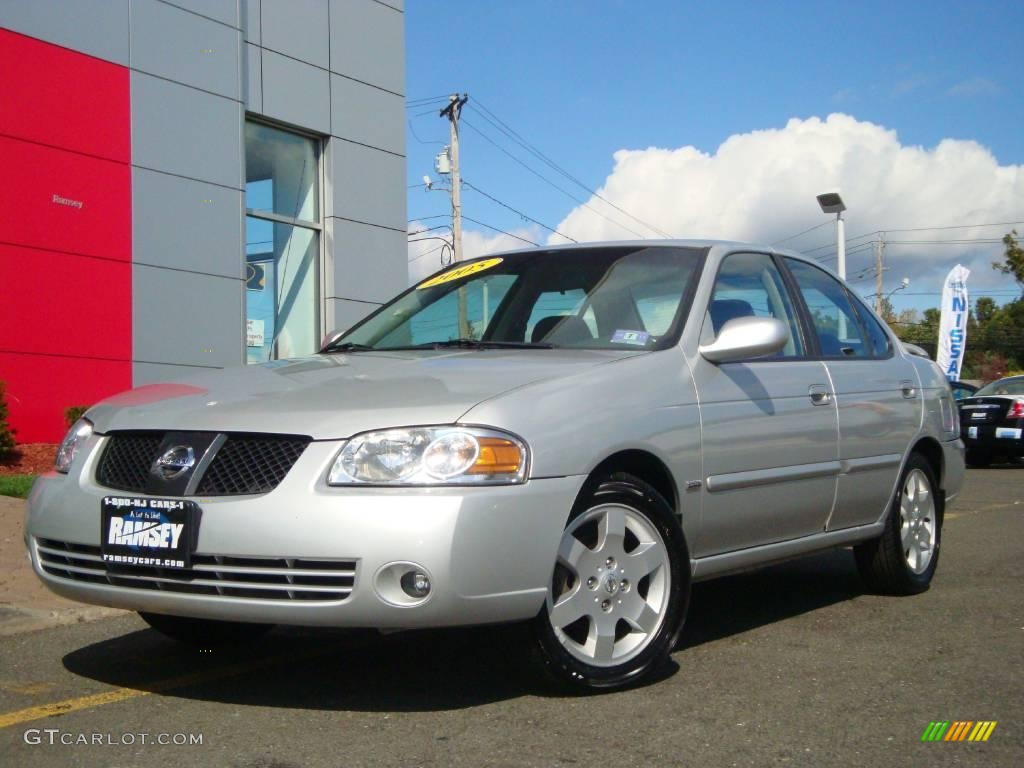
[487,238,828,271]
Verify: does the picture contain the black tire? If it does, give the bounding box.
[965,448,992,468]
[854,454,943,595]
[139,612,273,648]
[531,472,690,691]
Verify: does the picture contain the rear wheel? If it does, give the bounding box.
[139,612,273,648]
[854,454,942,595]
[532,473,690,691]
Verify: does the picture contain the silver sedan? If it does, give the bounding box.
[27,241,964,690]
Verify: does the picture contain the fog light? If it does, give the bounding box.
[400,570,431,598]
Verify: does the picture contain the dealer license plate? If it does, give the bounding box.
[101,496,197,569]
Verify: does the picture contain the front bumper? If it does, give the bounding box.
[26,437,584,628]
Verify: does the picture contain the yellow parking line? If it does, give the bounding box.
[0,688,148,729]
[0,645,335,730]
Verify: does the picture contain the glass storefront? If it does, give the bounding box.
[244,121,321,363]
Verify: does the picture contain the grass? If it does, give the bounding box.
[0,474,35,499]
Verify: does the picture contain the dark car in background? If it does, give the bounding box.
[959,375,1024,466]
[949,380,978,402]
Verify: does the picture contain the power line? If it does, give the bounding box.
[460,117,650,239]
[408,119,445,146]
[810,231,1017,264]
[462,179,578,243]
[883,238,1006,245]
[772,220,832,245]
[790,219,1024,254]
[813,242,875,264]
[406,95,451,108]
[407,224,452,237]
[461,216,540,247]
[891,291,1020,296]
[470,99,676,239]
[878,220,1024,235]
[408,242,451,264]
[803,232,877,255]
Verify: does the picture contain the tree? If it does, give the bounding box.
[974,296,996,324]
[975,352,1011,384]
[0,381,15,460]
[878,296,897,324]
[993,229,1024,290]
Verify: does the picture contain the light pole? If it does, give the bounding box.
[816,191,847,280]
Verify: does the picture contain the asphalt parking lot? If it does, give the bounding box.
[1,467,1021,768]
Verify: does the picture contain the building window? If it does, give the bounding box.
[244,121,321,363]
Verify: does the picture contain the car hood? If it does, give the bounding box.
[88,349,639,439]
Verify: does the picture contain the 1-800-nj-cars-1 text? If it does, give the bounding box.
[28,240,964,690]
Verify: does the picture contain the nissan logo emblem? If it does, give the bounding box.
[152,445,196,480]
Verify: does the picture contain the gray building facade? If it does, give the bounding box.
[1,0,407,440]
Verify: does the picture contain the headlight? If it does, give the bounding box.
[55,418,93,474]
[328,426,528,486]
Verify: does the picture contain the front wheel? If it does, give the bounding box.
[854,454,942,595]
[532,473,690,691]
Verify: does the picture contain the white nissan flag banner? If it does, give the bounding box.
[936,264,970,381]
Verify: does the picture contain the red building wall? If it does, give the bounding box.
[0,28,131,442]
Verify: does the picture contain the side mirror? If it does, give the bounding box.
[699,316,789,364]
[320,329,345,351]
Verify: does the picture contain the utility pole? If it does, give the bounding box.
[439,94,468,262]
[439,94,469,337]
[874,232,886,314]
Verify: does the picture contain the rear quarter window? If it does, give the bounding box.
[850,298,893,358]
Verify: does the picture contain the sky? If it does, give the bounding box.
[403,0,1024,315]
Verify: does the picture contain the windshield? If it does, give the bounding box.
[329,246,706,351]
[974,377,1024,397]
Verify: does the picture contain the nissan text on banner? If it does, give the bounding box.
[937,264,970,382]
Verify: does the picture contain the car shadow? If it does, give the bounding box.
[62,549,865,710]
[679,547,865,650]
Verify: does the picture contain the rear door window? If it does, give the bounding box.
[784,258,868,358]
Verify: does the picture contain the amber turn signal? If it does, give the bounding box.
[468,437,523,475]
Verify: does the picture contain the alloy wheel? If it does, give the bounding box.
[900,468,936,574]
[546,503,671,668]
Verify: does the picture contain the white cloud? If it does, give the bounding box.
[552,113,1024,298]
[947,77,999,97]
[407,222,541,284]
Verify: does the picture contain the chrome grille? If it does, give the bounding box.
[36,539,356,602]
[96,433,163,493]
[196,436,310,496]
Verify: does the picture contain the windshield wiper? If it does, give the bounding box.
[321,342,376,353]
[388,339,554,350]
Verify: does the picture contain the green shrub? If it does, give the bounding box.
[0,381,15,461]
[65,405,90,426]
[0,474,34,499]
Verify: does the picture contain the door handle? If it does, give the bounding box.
[809,384,831,405]
[900,380,917,399]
